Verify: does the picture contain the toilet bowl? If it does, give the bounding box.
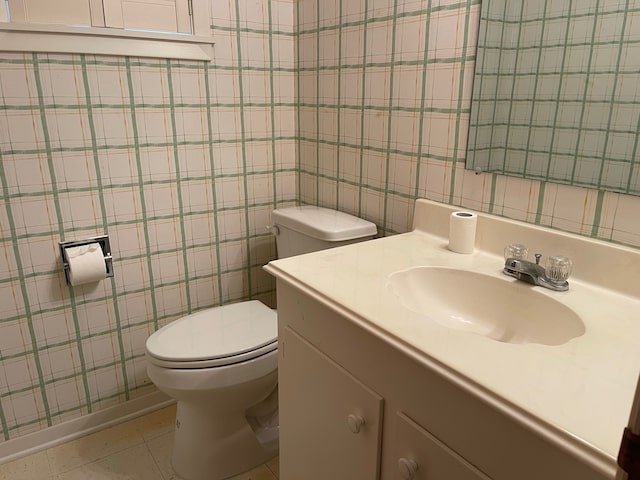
[146,301,278,480]
[145,206,377,480]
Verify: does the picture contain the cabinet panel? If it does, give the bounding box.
[280,327,383,480]
[387,412,492,480]
[104,0,190,33]
[8,0,91,25]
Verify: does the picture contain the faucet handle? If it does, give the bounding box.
[545,255,573,285]
[504,243,528,260]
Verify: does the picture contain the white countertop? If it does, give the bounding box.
[265,201,640,477]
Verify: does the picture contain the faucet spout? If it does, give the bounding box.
[504,258,545,286]
[503,256,570,292]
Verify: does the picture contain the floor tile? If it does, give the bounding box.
[146,431,279,480]
[56,443,162,480]
[46,420,145,475]
[145,431,181,480]
[0,451,53,480]
[132,404,176,442]
[1,405,279,480]
[227,464,277,480]
[266,456,279,478]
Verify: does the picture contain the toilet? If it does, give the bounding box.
[145,206,377,480]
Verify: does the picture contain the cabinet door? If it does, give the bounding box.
[280,327,383,480]
[387,412,492,480]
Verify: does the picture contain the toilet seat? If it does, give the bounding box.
[146,300,278,369]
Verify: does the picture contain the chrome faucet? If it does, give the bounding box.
[503,244,572,292]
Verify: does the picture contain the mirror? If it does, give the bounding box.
[466,0,640,195]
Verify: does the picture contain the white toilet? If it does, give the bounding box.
[145,206,377,480]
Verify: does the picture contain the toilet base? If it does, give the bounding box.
[172,399,278,480]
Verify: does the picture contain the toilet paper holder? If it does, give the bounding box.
[59,235,114,285]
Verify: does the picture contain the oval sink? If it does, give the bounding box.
[388,267,585,346]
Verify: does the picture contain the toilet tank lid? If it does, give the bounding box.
[272,206,377,241]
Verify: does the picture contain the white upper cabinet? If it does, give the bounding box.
[0,0,213,60]
[7,0,94,26]
[7,0,196,34]
[103,0,191,34]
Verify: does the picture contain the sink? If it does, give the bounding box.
[388,267,585,345]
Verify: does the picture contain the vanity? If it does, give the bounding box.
[264,199,640,480]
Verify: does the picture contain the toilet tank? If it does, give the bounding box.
[272,206,377,259]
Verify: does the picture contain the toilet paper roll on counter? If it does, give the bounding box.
[448,211,477,254]
[66,242,107,286]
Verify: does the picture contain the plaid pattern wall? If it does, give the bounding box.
[2,0,640,448]
[297,0,640,246]
[468,0,640,194]
[0,0,296,442]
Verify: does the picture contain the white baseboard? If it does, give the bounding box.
[0,391,175,465]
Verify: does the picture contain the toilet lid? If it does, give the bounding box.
[145,301,277,365]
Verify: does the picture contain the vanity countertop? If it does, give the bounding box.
[265,200,640,477]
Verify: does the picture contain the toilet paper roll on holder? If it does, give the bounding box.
[59,235,114,286]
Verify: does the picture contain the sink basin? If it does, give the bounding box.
[388,267,585,345]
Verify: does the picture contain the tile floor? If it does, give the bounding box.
[0,405,279,480]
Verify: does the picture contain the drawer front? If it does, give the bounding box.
[386,411,492,480]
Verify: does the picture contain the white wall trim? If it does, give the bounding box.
[0,22,214,60]
[0,391,174,465]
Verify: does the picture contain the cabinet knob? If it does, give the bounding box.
[346,414,365,434]
[398,457,419,480]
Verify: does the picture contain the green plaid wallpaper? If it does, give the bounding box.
[298,0,481,234]
[298,0,640,247]
[0,0,296,442]
[1,0,640,447]
[468,0,640,194]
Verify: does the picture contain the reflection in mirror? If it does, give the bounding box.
[466,0,640,195]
